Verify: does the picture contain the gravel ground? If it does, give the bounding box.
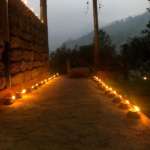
[0,76,150,150]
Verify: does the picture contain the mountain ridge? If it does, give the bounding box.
[63,12,150,50]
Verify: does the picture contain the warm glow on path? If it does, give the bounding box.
[93,76,150,126]
[1,77,150,149]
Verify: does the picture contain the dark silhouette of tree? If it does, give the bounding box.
[49,30,115,73]
[120,2,150,75]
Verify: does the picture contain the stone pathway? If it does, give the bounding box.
[0,76,150,150]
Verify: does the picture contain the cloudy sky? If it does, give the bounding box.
[27,0,149,51]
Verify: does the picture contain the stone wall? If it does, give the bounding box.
[0,0,49,91]
[0,43,6,90]
[0,1,9,90]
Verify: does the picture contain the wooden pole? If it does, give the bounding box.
[40,0,48,49]
[92,0,100,69]
[40,0,49,72]
[40,0,48,25]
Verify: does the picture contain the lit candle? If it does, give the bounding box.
[130,105,141,112]
[143,76,147,80]
[35,83,39,87]
[11,95,16,101]
[124,100,130,105]
[21,89,27,94]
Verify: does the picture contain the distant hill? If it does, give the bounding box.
[63,12,150,50]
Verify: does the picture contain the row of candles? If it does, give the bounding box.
[93,76,141,117]
[8,73,59,104]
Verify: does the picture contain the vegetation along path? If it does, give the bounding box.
[0,76,150,150]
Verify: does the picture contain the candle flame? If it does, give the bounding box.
[130,105,141,112]
[11,95,16,100]
[143,76,147,80]
[125,100,130,105]
[21,89,27,94]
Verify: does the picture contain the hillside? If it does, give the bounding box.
[63,12,150,50]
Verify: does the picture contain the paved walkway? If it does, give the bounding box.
[0,76,150,150]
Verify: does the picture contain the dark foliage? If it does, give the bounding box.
[63,12,150,51]
[120,1,150,75]
[49,30,116,73]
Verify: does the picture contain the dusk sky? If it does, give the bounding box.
[27,0,149,50]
